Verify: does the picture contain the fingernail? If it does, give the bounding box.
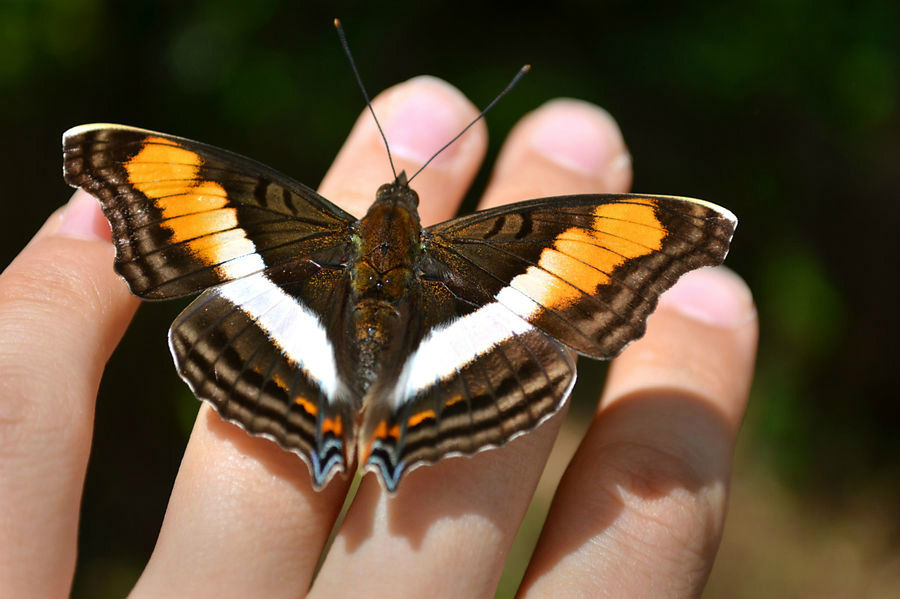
[55,189,112,242]
[529,99,627,176]
[384,77,474,167]
[658,266,756,328]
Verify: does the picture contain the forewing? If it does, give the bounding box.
[425,194,737,358]
[168,260,353,489]
[62,124,354,299]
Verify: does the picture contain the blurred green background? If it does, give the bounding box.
[2,0,898,597]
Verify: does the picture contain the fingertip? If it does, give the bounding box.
[319,75,487,224]
[526,98,628,180]
[481,98,632,209]
[604,266,758,429]
[518,267,757,597]
[383,75,485,169]
[657,266,756,329]
[20,189,97,250]
[2,193,138,368]
[54,189,113,243]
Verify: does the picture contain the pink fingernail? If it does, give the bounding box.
[384,77,472,168]
[55,190,112,242]
[658,266,755,328]
[529,100,625,176]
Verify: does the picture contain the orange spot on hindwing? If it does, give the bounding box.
[293,395,318,417]
[407,409,436,428]
[321,416,343,437]
[360,419,402,466]
[372,420,401,441]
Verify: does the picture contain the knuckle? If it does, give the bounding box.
[593,439,727,558]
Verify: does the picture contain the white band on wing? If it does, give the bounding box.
[392,295,536,409]
[218,270,340,401]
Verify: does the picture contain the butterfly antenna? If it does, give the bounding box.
[408,64,531,184]
[334,18,397,179]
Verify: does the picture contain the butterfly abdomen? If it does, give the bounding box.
[342,173,425,397]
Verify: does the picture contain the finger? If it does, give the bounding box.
[518,267,757,598]
[319,75,487,224]
[0,190,139,598]
[129,406,350,599]
[479,98,632,210]
[131,76,487,598]
[310,99,629,599]
[21,204,66,249]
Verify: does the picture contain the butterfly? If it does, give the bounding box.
[62,122,736,492]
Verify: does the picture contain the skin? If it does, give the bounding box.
[0,76,757,598]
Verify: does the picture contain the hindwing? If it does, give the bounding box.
[363,301,576,492]
[168,261,353,489]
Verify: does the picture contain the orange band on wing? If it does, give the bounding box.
[510,199,666,311]
[293,395,318,417]
[407,409,436,428]
[124,137,205,189]
[125,136,260,279]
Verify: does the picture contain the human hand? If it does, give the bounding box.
[0,77,757,598]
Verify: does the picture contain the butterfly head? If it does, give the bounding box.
[374,171,419,209]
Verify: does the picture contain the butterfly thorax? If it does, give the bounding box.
[344,173,424,396]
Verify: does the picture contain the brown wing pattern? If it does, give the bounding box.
[63,124,354,299]
[168,259,353,489]
[363,308,575,492]
[425,194,737,358]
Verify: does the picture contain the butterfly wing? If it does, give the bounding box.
[424,194,737,357]
[169,261,353,489]
[62,124,354,298]
[363,306,576,492]
[363,194,736,490]
[63,124,357,487]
